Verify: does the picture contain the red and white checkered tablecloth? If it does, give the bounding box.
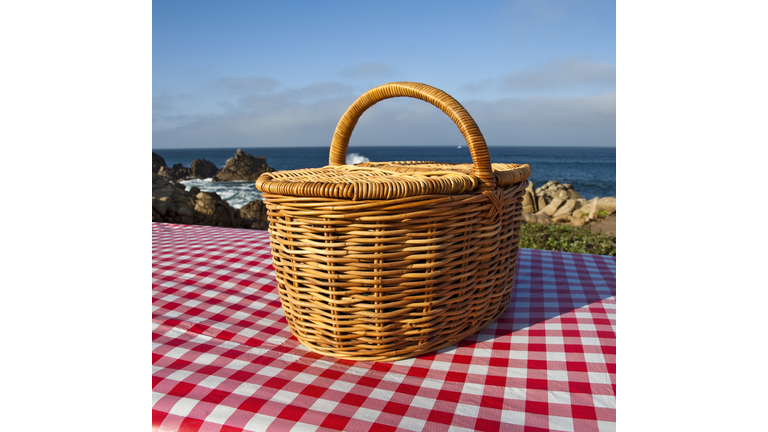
[152,223,616,432]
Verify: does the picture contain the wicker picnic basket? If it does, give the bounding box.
[255,82,531,361]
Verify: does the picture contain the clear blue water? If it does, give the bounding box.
[154,146,615,207]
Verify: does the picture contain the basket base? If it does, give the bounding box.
[289,299,512,362]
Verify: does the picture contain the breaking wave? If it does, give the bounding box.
[178,178,261,209]
[346,153,370,164]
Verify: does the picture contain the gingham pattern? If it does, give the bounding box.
[152,223,616,432]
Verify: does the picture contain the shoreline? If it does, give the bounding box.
[153,150,616,255]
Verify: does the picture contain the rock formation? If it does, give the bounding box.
[522,212,551,226]
[522,180,616,232]
[239,199,269,230]
[212,149,275,182]
[157,159,219,181]
[190,159,219,179]
[153,173,246,228]
[152,150,274,230]
[157,163,192,181]
[521,182,538,213]
[536,181,582,204]
[153,152,167,174]
[153,149,274,182]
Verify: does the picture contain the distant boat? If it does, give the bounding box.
[457,146,462,149]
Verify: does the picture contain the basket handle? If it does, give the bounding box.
[328,82,496,190]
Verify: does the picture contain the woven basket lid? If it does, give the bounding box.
[356,161,531,190]
[255,162,530,201]
[254,82,531,201]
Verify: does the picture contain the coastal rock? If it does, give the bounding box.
[522,193,533,213]
[212,149,275,182]
[552,199,581,217]
[570,216,588,227]
[153,176,245,228]
[192,191,242,227]
[538,197,564,216]
[537,180,582,203]
[240,200,269,230]
[522,191,535,213]
[158,163,192,182]
[153,152,167,174]
[537,196,548,211]
[156,158,220,181]
[190,159,219,179]
[566,190,582,200]
[569,197,614,221]
[573,198,599,219]
[152,170,271,230]
[194,192,220,217]
[522,211,551,226]
[523,180,616,237]
[523,182,537,213]
[597,197,617,215]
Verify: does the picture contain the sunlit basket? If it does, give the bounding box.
[255,82,531,361]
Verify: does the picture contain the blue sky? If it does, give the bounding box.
[153,0,616,148]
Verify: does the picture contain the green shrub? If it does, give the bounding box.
[597,209,609,218]
[520,223,616,256]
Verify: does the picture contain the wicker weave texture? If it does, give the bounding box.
[355,161,531,188]
[255,164,480,201]
[264,181,526,361]
[256,82,531,361]
[255,160,530,202]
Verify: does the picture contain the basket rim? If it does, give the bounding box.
[255,161,531,201]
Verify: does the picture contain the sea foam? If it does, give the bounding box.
[179,178,261,209]
[346,153,370,164]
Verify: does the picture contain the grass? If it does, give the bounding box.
[520,222,616,256]
[579,209,608,218]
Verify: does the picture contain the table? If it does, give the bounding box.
[152,223,616,431]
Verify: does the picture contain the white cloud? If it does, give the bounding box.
[152,93,193,111]
[465,92,616,146]
[152,84,615,148]
[214,77,279,94]
[462,57,615,95]
[228,82,353,115]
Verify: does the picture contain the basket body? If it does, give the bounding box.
[262,182,526,361]
[255,82,530,361]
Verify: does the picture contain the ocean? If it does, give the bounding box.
[153,146,616,209]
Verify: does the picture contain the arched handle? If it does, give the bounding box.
[328,82,496,189]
